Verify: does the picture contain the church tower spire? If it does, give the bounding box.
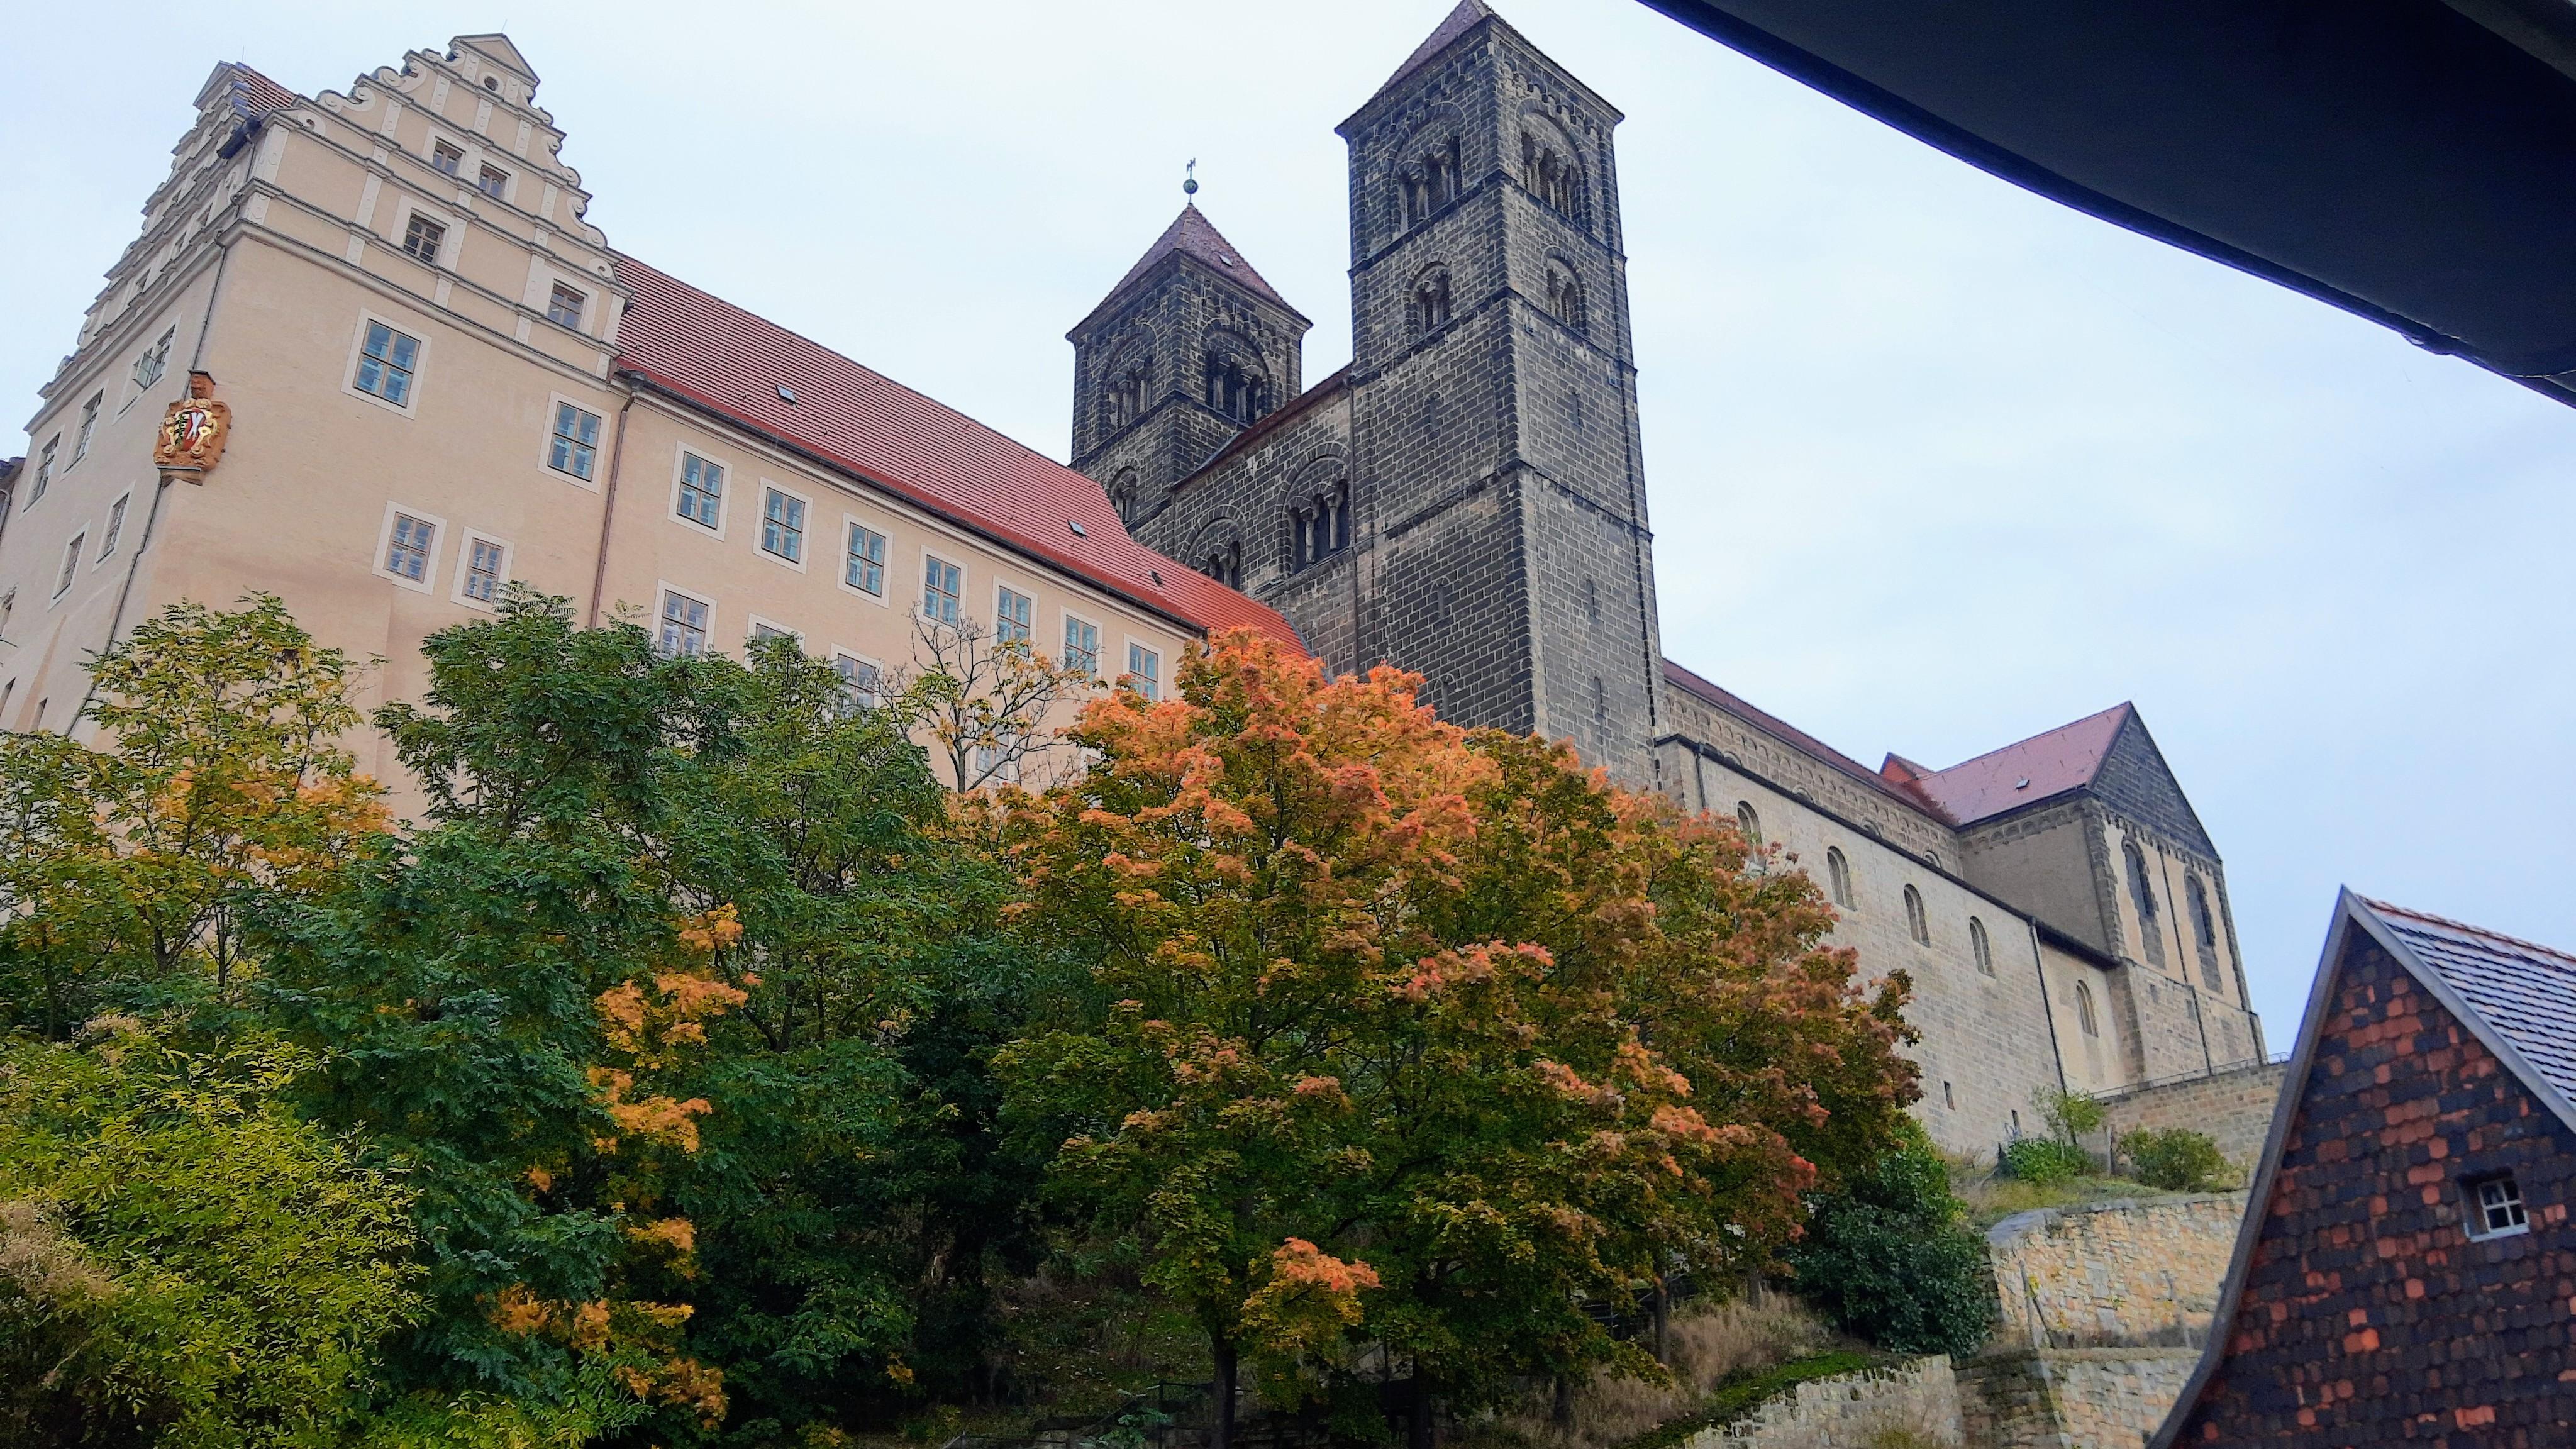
[1067,204,1309,533]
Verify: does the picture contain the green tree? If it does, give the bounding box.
[0,596,386,1038]
[0,1023,421,1449]
[1784,1126,1995,1358]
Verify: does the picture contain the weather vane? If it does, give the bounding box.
[1184,159,1199,198]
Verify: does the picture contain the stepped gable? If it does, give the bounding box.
[1090,204,1301,322]
[1888,702,2133,825]
[610,253,1301,648]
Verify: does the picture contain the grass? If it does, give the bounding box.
[1462,1298,1859,1449]
[1607,1351,1882,1449]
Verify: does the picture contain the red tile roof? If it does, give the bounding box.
[204,62,303,118]
[1892,702,2133,826]
[1089,205,1301,324]
[1363,0,1495,112]
[609,253,1302,649]
[1661,660,1946,822]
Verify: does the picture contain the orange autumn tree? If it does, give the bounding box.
[999,631,1916,1445]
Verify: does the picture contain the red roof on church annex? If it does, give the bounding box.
[609,254,1302,648]
[1881,702,2135,826]
[1085,204,1303,325]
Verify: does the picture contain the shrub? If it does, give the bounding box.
[2121,1129,2231,1191]
[1997,1136,2094,1185]
[1785,1128,1995,1358]
[2034,1087,2105,1141]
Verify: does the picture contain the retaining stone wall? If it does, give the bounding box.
[1956,1349,2201,1449]
[1678,1356,1960,1448]
[1985,1193,2246,1350]
[2090,1060,2285,1170]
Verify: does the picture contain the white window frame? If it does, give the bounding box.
[543,279,588,332]
[92,490,133,567]
[539,392,606,489]
[70,392,103,464]
[840,513,893,604]
[126,323,177,408]
[756,481,813,572]
[450,529,513,610]
[993,580,1036,647]
[1123,637,1163,700]
[830,650,887,711]
[373,502,447,593]
[28,436,58,506]
[426,132,469,179]
[921,548,965,627]
[52,531,87,602]
[744,614,804,650]
[343,309,431,418]
[2464,1175,2532,1241]
[653,582,716,658]
[475,160,514,205]
[669,447,732,538]
[392,197,455,269]
[1060,608,1103,680]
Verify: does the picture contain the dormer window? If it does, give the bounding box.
[431,140,464,176]
[477,164,509,201]
[546,283,586,330]
[401,213,446,264]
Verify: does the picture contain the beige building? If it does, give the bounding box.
[0,28,2263,1158]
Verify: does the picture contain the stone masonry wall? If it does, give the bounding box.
[1958,1349,2201,1449]
[1679,1356,1960,1449]
[1986,1193,2248,1351]
[2090,1059,2287,1172]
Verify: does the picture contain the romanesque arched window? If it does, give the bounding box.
[1107,469,1140,526]
[1582,576,1599,625]
[2125,840,2166,966]
[1398,134,1462,231]
[1104,348,1150,432]
[1902,884,1930,946]
[1199,541,1241,589]
[1409,265,1453,337]
[1825,846,1855,908]
[1970,916,1994,976]
[2187,875,2221,988]
[1520,126,1582,219]
[1543,261,1585,335]
[1592,676,1609,738]
[1735,801,1762,849]
[1289,480,1349,571]
[2075,980,2101,1037]
[1203,348,1269,426]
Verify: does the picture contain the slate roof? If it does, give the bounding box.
[1885,702,2133,825]
[1089,205,1301,323]
[2365,897,2576,1108]
[609,254,1301,648]
[1363,0,1495,109]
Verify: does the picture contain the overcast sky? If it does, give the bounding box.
[8,1,2570,1039]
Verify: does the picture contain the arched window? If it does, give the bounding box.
[2124,840,2165,966]
[1734,801,1762,848]
[1289,480,1350,571]
[1199,541,1241,589]
[1106,469,1140,526]
[1203,348,1269,426]
[1542,261,1585,335]
[1397,134,1462,230]
[1582,576,1599,625]
[1969,916,1994,975]
[1902,884,1930,946]
[1519,127,1581,218]
[2075,980,2100,1037]
[1103,348,1150,431]
[1410,265,1453,336]
[1825,847,1855,908]
[1592,676,1608,736]
[2187,875,2221,989]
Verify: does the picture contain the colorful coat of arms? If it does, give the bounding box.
[154,370,231,478]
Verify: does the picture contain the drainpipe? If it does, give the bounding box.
[585,374,641,628]
[2024,918,2072,1098]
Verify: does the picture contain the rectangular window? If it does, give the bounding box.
[844,522,887,596]
[548,402,601,480]
[1063,616,1099,679]
[832,653,881,714]
[1126,643,1160,701]
[31,438,56,502]
[401,213,446,264]
[462,537,506,602]
[675,453,724,529]
[97,495,129,560]
[133,327,175,391]
[430,140,464,175]
[658,591,710,658]
[384,513,436,582]
[353,321,421,407]
[477,164,509,199]
[545,283,585,330]
[55,534,84,597]
[2467,1176,2530,1240]
[923,555,962,626]
[73,394,102,462]
[760,489,806,563]
[750,621,797,646]
[996,586,1033,646]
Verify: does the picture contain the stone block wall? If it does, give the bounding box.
[1985,1193,2247,1351]
[2090,1059,2285,1172]
[1958,1348,2201,1449]
[1678,1356,1960,1448]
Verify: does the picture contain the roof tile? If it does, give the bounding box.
[1095,204,1299,320]
[1894,702,2135,826]
[2366,897,2576,1106]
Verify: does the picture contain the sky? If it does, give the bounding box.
[6,1,2570,1040]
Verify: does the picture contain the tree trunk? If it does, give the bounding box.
[1407,1368,1435,1449]
[1213,1338,1240,1449]
[1650,1276,1671,1365]
[1550,1375,1574,1430]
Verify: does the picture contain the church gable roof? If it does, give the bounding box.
[1888,702,2132,827]
[1660,660,1948,823]
[1088,204,1302,325]
[609,253,1300,649]
[1365,0,1495,109]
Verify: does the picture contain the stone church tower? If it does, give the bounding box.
[1072,0,1666,785]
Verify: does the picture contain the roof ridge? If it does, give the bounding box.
[2361,896,2576,971]
[1927,700,2133,778]
[1090,204,1300,323]
[1363,0,1497,109]
[1660,660,1952,824]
